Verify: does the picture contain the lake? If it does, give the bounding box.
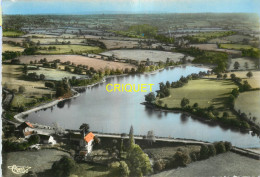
[25,65,260,148]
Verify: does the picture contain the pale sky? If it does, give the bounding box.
[2,0,260,15]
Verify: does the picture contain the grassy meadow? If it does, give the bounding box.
[2,65,55,108]
[235,90,260,124]
[37,45,103,54]
[157,79,237,118]
[2,44,25,52]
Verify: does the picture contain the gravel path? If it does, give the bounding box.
[151,152,260,177]
[2,149,69,177]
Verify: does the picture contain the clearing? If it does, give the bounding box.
[18,55,136,70]
[151,152,260,177]
[37,45,103,54]
[101,49,193,62]
[235,90,260,124]
[2,44,25,52]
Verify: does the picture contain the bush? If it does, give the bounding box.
[208,144,216,156]
[189,152,198,162]
[214,142,226,154]
[154,159,166,171]
[172,151,190,167]
[52,156,76,177]
[200,145,209,159]
[45,81,55,88]
[224,141,232,151]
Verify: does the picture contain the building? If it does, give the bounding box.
[39,134,56,145]
[17,122,35,137]
[84,132,95,154]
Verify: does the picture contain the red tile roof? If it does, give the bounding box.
[84,132,95,143]
[25,122,34,128]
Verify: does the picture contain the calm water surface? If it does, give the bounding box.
[26,66,260,148]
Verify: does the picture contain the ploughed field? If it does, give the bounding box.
[18,55,136,70]
[101,50,193,62]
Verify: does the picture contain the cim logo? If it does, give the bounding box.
[8,165,31,175]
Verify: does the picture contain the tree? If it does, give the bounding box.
[126,144,152,176]
[129,125,135,148]
[193,103,199,108]
[244,62,249,69]
[231,88,239,98]
[157,100,163,106]
[51,156,76,177]
[246,71,253,78]
[222,112,229,119]
[119,161,130,177]
[144,92,156,103]
[173,151,190,167]
[233,61,240,70]
[39,74,45,80]
[79,123,89,136]
[223,74,227,79]
[230,73,236,80]
[18,86,26,94]
[181,97,190,108]
[217,73,222,79]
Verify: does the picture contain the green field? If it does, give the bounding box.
[28,67,86,81]
[189,31,235,43]
[2,44,25,52]
[235,90,260,124]
[3,31,24,37]
[37,45,103,54]
[158,79,237,118]
[219,44,259,51]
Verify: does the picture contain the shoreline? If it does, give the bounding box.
[141,102,259,136]
[12,63,210,127]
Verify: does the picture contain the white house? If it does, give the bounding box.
[39,134,56,145]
